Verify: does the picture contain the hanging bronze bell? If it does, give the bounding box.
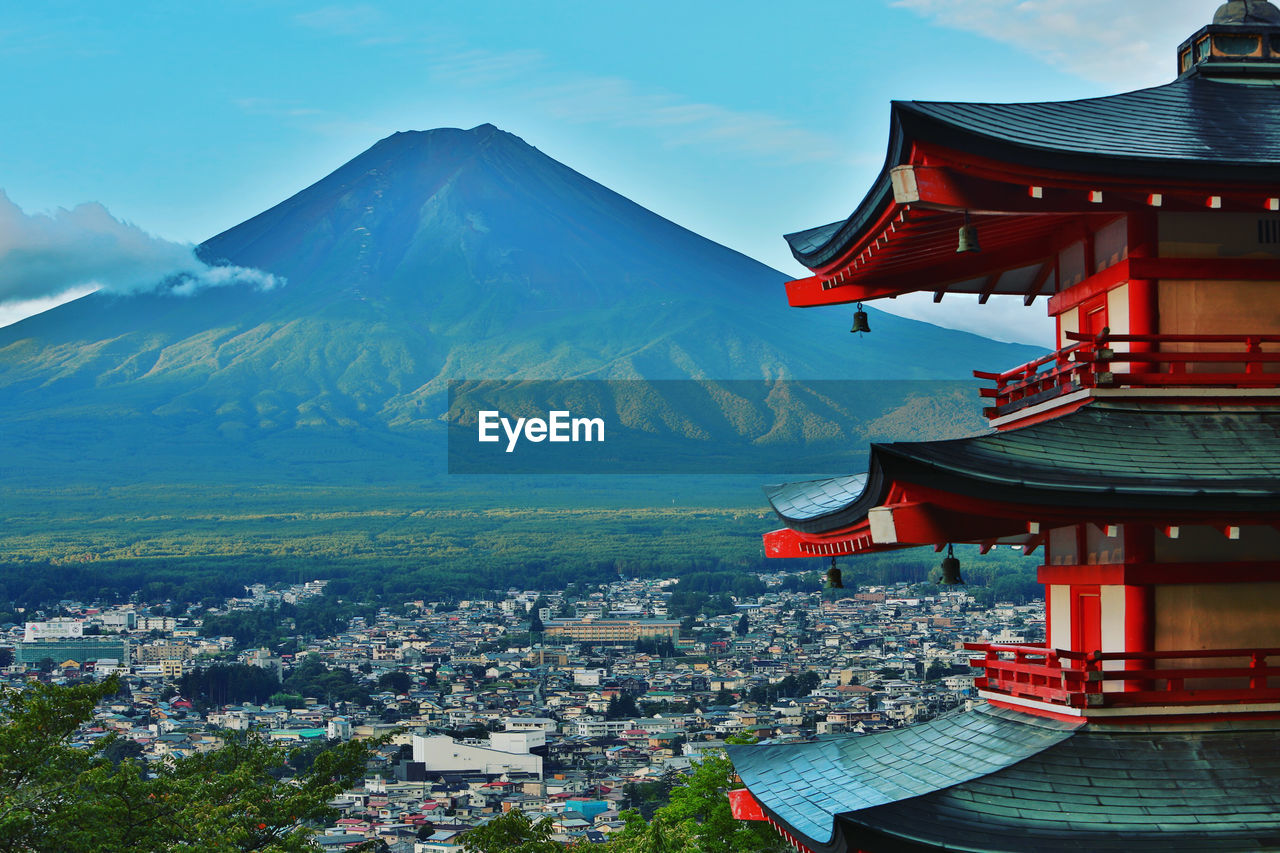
[956,222,980,254]
[825,557,844,589]
[939,544,964,585]
[850,303,870,334]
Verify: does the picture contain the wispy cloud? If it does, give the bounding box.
[291,8,845,164]
[0,191,282,309]
[426,47,844,163]
[892,0,1207,88]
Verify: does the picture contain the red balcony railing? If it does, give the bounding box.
[965,642,1280,711]
[975,332,1280,419]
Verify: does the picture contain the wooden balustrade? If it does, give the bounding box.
[976,332,1280,418]
[965,643,1280,710]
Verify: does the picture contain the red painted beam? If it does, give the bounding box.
[785,276,906,308]
[890,165,1208,216]
[1046,261,1132,315]
[762,526,896,559]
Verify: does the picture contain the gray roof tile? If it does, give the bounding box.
[770,405,1280,534]
[725,705,1076,845]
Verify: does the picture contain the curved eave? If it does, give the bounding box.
[838,720,1280,852]
[784,111,907,269]
[727,706,1079,853]
[788,77,1280,272]
[765,471,886,536]
[765,405,1280,543]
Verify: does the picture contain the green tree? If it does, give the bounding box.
[376,670,411,694]
[606,693,640,720]
[606,754,784,853]
[460,810,560,853]
[924,660,950,683]
[0,677,378,852]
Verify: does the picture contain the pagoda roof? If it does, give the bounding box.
[732,708,1280,852]
[727,705,1078,849]
[788,77,1280,271]
[767,404,1280,537]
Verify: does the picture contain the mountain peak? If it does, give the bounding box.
[375,123,524,152]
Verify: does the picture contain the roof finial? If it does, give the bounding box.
[1214,0,1280,25]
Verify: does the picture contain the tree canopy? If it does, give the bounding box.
[0,678,377,852]
[603,754,784,853]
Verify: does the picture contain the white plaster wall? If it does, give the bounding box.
[1049,585,1071,650]
[1107,283,1131,372]
[1100,585,1127,691]
[1058,308,1079,350]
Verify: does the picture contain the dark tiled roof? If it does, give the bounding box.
[902,77,1280,169]
[726,706,1078,847]
[843,721,1280,852]
[768,405,1280,534]
[788,77,1280,267]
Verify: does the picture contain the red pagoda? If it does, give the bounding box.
[727,2,1280,850]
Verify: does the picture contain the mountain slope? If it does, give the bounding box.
[0,124,1042,478]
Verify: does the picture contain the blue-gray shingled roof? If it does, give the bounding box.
[733,711,1280,852]
[768,404,1280,535]
[726,705,1079,848]
[764,473,868,523]
[841,720,1280,852]
[788,77,1280,267]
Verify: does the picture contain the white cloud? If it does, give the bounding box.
[0,286,95,328]
[891,0,1209,87]
[0,191,283,311]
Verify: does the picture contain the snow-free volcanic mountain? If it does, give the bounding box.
[0,125,1041,482]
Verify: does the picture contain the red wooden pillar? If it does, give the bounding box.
[1128,213,1160,374]
[1124,524,1156,691]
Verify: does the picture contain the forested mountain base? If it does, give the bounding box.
[0,478,1041,612]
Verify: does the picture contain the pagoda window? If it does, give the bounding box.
[1195,35,1212,62]
[1047,525,1079,566]
[1214,33,1263,56]
[1085,523,1125,565]
[1058,241,1087,288]
[1092,217,1129,272]
[1046,523,1128,566]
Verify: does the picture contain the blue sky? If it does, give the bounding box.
[0,1,1218,341]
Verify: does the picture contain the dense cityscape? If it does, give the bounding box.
[1,570,1042,850]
